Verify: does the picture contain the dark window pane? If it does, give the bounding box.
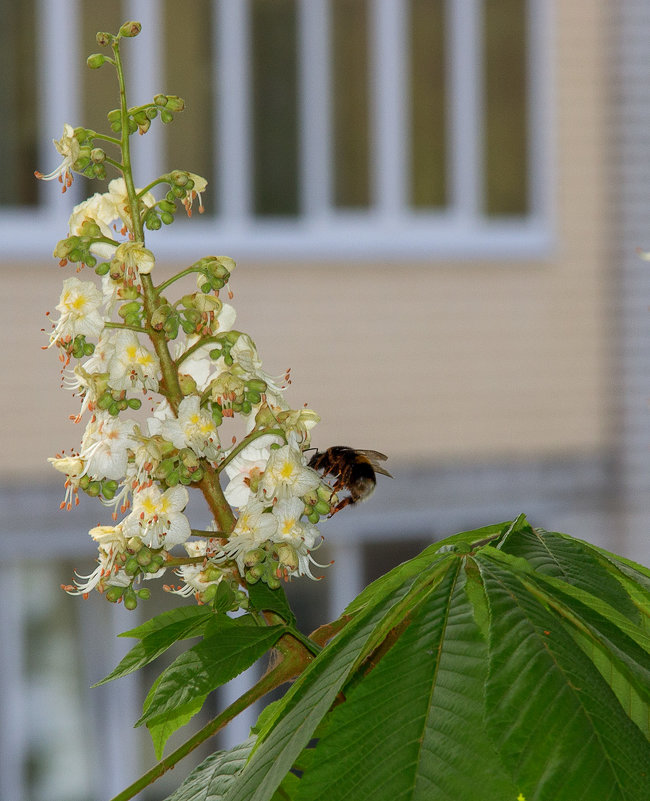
[363,537,434,585]
[0,2,37,206]
[409,0,446,208]
[331,0,370,208]
[483,0,529,216]
[163,1,216,215]
[251,0,299,216]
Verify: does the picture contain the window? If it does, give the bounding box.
[5,0,552,260]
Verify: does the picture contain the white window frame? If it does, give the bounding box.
[7,0,554,261]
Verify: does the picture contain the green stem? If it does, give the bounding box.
[154,265,204,296]
[216,427,286,473]
[176,331,242,368]
[89,131,122,146]
[103,155,124,172]
[106,644,307,801]
[104,321,146,333]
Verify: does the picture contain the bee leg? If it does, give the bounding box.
[328,495,354,516]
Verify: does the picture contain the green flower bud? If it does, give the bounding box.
[105,585,125,603]
[160,109,174,124]
[145,106,158,120]
[165,95,185,112]
[137,588,151,600]
[86,481,101,497]
[244,548,267,568]
[119,21,142,38]
[314,499,331,516]
[160,211,174,226]
[200,584,218,604]
[265,574,282,590]
[102,479,118,500]
[170,170,189,187]
[95,262,110,276]
[127,398,142,410]
[124,557,140,576]
[145,214,162,231]
[87,53,106,69]
[96,32,112,47]
[154,93,168,107]
[123,587,138,610]
[136,547,152,566]
[308,510,320,524]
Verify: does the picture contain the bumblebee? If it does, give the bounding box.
[308,446,393,514]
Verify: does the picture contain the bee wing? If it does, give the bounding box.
[358,450,393,478]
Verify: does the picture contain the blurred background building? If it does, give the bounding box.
[2,1,650,799]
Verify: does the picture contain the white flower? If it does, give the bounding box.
[69,191,120,260]
[230,334,287,397]
[270,497,324,579]
[48,455,85,510]
[111,241,155,277]
[161,395,221,461]
[226,499,278,574]
[35,123,80,189]
[64,524,130,596]
[260,444,321,501]
[106,178,156,233]
[78,412,136,480]
[49,277,104,346]
[166,539,228,600]
[223,434,282,508]
[108,330,160,392]
[68,178,156,259]
[62,364,109,420]
[86,330,117,373]
[182,173,208,216]
[123,485,191,549]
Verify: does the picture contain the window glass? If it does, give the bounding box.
[409,0,447,208]
[331,0,371,208]
[251,0,299,216]
[163,0,216,216]
[483,0,529,216]
[0,1,37,206]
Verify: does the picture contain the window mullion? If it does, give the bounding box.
[216,0,252,224]
[37,0,82,214]
[447,0,483,221]
[370,0,408,218]
[298,0,332,219]
[527,0,552,224]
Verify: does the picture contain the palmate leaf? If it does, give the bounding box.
[177,518,650,801]
[478,554,650,800]
[165,737,257,801]
[93,606,215,686]
[137,622,287,728]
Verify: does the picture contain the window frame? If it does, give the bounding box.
[7,0,554,261]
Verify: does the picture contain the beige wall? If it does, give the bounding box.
[0,2,612,481]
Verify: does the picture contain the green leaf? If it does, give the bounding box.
[93,607,215,686]
[289,561,518,801]
[119,605,215,640]
[478,554,650,800]
[499,525,640,622]
[248,581,296,626]
[148,692,207,760]
[221,556,459,801]
[137,624,286,727]
[164,736,256,801]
